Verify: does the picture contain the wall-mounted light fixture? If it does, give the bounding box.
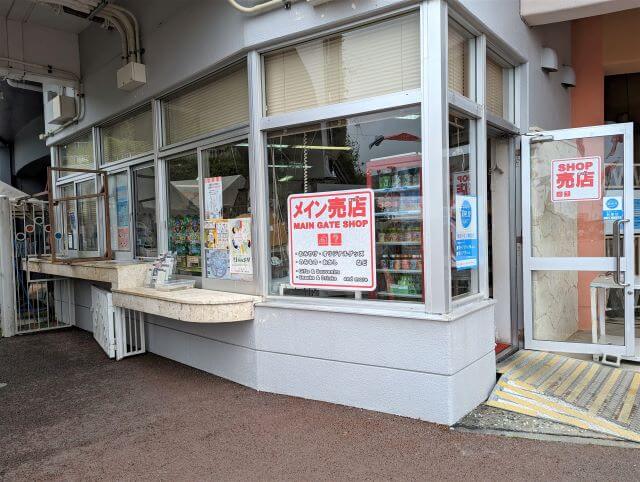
[541,47,559,72]
[560,65,576,88]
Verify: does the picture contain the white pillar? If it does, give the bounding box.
[0,196,16,337]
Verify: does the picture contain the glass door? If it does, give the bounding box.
[522,123,635,356]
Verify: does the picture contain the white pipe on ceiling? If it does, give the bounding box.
[226,0,298,14]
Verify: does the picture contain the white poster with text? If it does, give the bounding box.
[287,189,376,291]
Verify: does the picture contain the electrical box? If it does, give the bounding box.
[116,62,147,91]
[46,94,76,125]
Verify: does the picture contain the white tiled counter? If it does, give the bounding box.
[111,287,261,323]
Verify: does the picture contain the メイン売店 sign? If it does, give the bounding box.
[287,189,376,291]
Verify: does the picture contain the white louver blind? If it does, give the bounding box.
[60,184,76,251]
[163,64,249,146]
[59,132,94,170]
[77,179,98,252]
[102,107,153,163]
[264,13,419,116]
[448,26,469,97]
[486,56,505,118]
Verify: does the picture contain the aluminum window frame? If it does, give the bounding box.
[256,4,430,314]
[54,129,97,182]
[131,161,158,260]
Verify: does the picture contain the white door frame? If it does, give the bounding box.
[522,122,635,356]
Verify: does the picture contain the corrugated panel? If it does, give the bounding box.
[102,107,153,163]
[59,132,94,170]
[486,56,505,118]
[264,13,419,116]
[163,64,249,146]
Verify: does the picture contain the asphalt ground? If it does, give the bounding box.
[1,328,638,481]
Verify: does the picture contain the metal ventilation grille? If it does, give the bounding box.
[264,13,419,116]
[162,64,249,146]
[102,106,153,163]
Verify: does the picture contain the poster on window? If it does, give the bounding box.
[452,171,470,196]
[204,177,223,219]
[204,219,229,250]
[551,157,601,202]
[287,189,376,290]
[455,195,478,271]
[229,218,252,275]
[205,248,230,279]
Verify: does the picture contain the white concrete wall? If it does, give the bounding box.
[68,278,495,425]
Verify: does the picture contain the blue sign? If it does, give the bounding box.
[455,195,478,271]
[602,196,623,221]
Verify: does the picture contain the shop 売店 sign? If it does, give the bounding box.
[287,189,376,291]
[551,157,601,202]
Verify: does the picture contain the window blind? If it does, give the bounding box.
[448,26,469,97]
[77,179,98,252]
[264,13,419,116]
[163,64,249,146]
[486,56,505,118]
[102,107,153,163]
[59,132,94,170]
[60,184,75,250]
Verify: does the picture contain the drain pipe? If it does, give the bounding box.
[226,0,297,14]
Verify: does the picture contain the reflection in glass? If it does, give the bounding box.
[167,153,201,276]
[449,115,479,299]
[532,270,624,346]
[202,142,252,281]
[77,179,98,252]
[108,172,130,252]
[267,107,422,302]
[133,165,157,258]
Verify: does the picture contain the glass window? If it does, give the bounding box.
[449,114,479,299]
[263,13,419,116]
[202,142,252,281]
[108,171,130,252]
[268,107,422,302]
[486,53,513,120]
[102,106,153,163]
[448,24,474,99]
[59,131,94,171]
[133,165,157,258]
[167,153,201,276]
[59,184,76,251]
[77,179,98,252]
[163,64,249,146]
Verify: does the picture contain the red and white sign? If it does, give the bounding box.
[452,171,470,196]
[551,156,601,202]
[288,189,376,291]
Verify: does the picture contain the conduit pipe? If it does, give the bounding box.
[227,0,298,14]
[6,78,43,92]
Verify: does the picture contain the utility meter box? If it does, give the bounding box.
[46,94,76,125]
[117,62,147,91]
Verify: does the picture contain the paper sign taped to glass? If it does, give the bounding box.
[455,195,478,271]
[287,188,376,291]
[229,218,253,275]
[551,156,601,202]
[204,177,223,219]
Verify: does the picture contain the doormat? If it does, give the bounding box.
[488,350,640,443]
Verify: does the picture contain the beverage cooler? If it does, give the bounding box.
[366,153,424,302]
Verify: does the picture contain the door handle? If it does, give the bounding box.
[613,219,630,287]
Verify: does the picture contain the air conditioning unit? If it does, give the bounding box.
[46,94,76,125]
[117,62,147,91]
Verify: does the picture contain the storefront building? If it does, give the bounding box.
[20,0,640,424]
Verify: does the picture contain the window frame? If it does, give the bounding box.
[55,129,97,182]
[131,161,159,260]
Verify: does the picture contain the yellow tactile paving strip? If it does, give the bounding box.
[490,350,640,443]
